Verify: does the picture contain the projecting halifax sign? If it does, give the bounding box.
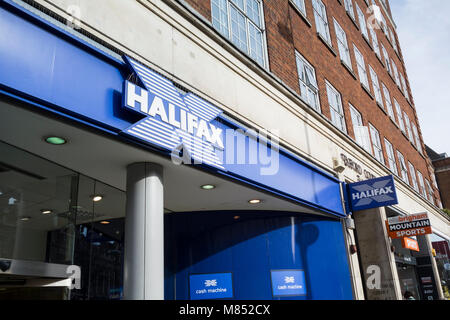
[348,175,398,211]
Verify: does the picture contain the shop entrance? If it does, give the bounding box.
[0,141,126,300]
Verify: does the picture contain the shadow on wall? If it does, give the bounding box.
[164,211,351,300]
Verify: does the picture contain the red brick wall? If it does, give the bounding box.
[179,0,441,205]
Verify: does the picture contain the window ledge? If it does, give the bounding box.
[389,116,399,129]
[317,33,337,57]
[377,101,387,115]
[376,53,385,68]
[289,0,312,28]
[363,34,373,51]
[346,12,359,30]
[361,83,374,100]
[341,60,357,80]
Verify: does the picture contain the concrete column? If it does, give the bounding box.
[353,207,402,300]
[123,163,164,300]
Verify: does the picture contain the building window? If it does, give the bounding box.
[296,52,320,112]
[354,45,370,89]
[403,112,414,143]
[355,3,369,40]
[397,151,409,184]
[369,66,383,107]
[417,171,427,199]
[385,138,398,175]
[344,0,355,20]
[292,0,306,16]
[334,19,352,69]
[369,25,381,58]
[391,59,401,87]
[400,73,410,101]
[411,123,423,154]
[381,83,395,121]
[425,179,433,202]
[381,44,391,74]
[350,104,372,153]
[394,99,405,133]
[326,82,346,133]
[408,162,419,192]
[369,124,384,164]
[313,0,332,45]
[211,0,266,67]
[388,27,398,53]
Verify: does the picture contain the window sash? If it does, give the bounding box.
[409,162,419,191]
[354,46,369,88]
[334,20,351,68]
[356,3,369,39]
[370,124,384,164]
[212,0,266,67]
[385,139,398,175]
[313,0,331,44]
[327,83,346,132]
[369,66,383,106]
[344,0,355,19]
[397,151,409,183]
[296,53,320,112]
[382,84,395,120]
[394,99,405,132]
[292,0,306,15]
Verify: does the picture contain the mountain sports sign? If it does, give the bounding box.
[386,212,432,239]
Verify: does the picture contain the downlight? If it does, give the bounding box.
[45,136,67,145]
[200,184,216,190]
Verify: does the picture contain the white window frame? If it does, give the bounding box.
[417,170,427,199]
[403,112,414,142]
[292,0,306,16]
[381,44,391,74]
[295,51,321,112]
[326,81,347,133]
[381,83,395,121]
[385,138,398,175]
[408,161,419,192]
[425,179,433,202]
[399,73,410,101]
[355,3,369,40]
[391,59,401,87]
[313,0,332,45]
[350,104,372,154]
[369,66,383,107]
[369,25,381,58]
[369,123,384,164]
[211,0,268,67]
[344,0,355,20]
[397,151,409,184]
[394,99,405,133]
[412,123,423,154]
[354,45,370,89]
[334,19,352,69]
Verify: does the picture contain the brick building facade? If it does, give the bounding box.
[183,0,441,208]
[427,146,450,210]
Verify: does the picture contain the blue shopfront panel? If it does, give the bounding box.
[0,3,130,131]
[0,2,345,217]
[165,212,353,300]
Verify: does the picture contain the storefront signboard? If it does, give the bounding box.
[386,212,432,239]
[348,175,398,211]
[189,273,233,300]
[270,270,306,297]
[401,237,420,252]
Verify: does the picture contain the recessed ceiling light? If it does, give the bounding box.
[41,209,53,215]
[233,215,240,220]
[91,195,103,202]
[200,184,216,190]
[20,217,31,221]
[45,136,67,145]
[100,221,110,225]
[248,199,262,204]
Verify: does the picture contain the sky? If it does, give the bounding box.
[389,0,450,155]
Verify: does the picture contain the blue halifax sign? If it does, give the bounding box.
[348,175,398,211]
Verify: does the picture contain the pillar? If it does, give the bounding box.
[353,207,402,300]
[123,163,164,300]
